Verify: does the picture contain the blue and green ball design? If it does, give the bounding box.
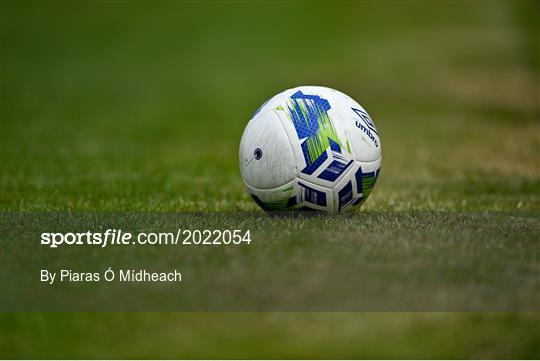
[248,89,380,213]
[285,91,353,182]
[250,168,380,212]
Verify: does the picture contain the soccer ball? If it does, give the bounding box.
[239,86,381,214]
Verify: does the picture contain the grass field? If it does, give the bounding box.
[1,1,539,359]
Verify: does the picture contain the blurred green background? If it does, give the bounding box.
[1,0,537,211]
[1,0,539,359]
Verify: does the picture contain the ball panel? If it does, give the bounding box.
[245,178,333,213]
[332,159,382,212]
[244,179,297,211]
[295,178,334,213]
[330,90,381,162]
[239,110,297,189]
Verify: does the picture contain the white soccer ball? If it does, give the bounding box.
[239,86,381,214]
